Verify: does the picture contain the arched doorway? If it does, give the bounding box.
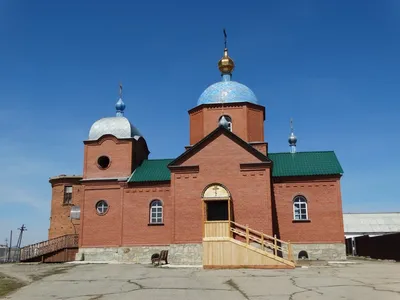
[202,184,232,238]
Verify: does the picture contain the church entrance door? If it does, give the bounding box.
[205,200,229,221]
[202,184,232,239]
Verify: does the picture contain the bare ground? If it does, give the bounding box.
[0,260,399,299]
[0,263,75,298]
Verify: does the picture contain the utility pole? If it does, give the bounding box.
[16,224,27,248]
[13,225,27,262]
[7,230,12,262]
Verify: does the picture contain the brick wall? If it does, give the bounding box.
[247,107,264,142]
[250,142,268,155]
[189,109,204,145]
[83,136,134,179]
[171,132,272,244]
[75,173,345,249]
[122,183,172,245]
[80,182,173,247]
[48,177,82,240]
[273,177,344,243]
[80,182,122,247]
[189,103,265,145]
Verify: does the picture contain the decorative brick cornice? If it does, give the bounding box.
[83,135,136,145]
[188,101,265,117]
[169,165,199,174]
[240,162,271,171]
[273,175,341,183]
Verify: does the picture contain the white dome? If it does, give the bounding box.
[88,116,142,141]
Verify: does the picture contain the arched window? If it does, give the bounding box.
[202,184,231,221]
[293,195,308,220]
[150,200,163,224]
[218,115,232,132]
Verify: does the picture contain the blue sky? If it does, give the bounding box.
[1,0,399,246]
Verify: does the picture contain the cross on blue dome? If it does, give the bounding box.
[87,84,142,141]
[116,84,125,117]
[197,48,258,106]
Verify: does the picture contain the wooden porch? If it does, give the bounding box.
[20,234,79,263]
[203,221,296,268]
[201,184,296,269]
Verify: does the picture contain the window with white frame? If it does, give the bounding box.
[293,195,308,220]
[63,186,73,205]
[150,200,163,224]
[96,200,109,215]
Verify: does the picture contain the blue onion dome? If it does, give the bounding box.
[115,98,126,115]
[197,48,258,105]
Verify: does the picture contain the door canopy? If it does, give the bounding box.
[202,184,230,200]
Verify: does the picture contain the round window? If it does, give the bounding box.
[97,156,110,169]
[95,200,109,215]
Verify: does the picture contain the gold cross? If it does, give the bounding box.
[212,185,219,196]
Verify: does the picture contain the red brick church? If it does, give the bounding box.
[43,44,345,268]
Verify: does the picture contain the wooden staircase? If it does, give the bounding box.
[203,221,296,269]
[20,234,79,263]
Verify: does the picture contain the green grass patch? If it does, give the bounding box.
[0,272,25,297]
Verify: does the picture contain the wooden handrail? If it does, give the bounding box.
[245,225,250,244]
[20,234,78,261]
[230,221,294,262]
[231,227,278,251]
[230,221,289,245]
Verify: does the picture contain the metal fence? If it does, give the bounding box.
[354,233,400,261]
[0,247,21,263]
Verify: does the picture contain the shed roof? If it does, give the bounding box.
[343,213,400,234]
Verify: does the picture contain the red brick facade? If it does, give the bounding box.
[48,175,82,240]
[273,177,344,243]
[189,102,265,145]
[48,102,345,255]
[172,133,272,243]
[83,135,149,180]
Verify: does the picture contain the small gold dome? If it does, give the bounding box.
[218,48,235,74]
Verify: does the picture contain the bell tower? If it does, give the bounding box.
[83,85,149,180]
[188,31,267,153]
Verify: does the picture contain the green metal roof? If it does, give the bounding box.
[128,151,343,183]
[128,159,174,183]
[269,151,343,177]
